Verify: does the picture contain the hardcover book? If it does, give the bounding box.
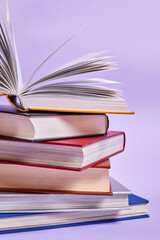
[0,194,149,234]
[0,105,109,141]
[0,4,134,114]
[0,131,125,170]
[0,163,111,195]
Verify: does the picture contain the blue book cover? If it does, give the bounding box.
[0,194,149,234]
[128,194,149,205]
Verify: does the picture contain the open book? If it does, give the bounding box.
[0,4,133,114]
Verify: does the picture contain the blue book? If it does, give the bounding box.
[0,194,149,234]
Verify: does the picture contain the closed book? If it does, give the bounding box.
[0,161,111,195]
[0,194,149,234]
[0,131,125,171]
[0,177,130,213]
[0,105,109,141]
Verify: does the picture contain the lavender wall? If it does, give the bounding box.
[1,0,160,239]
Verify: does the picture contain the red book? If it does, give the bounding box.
[0,131,125,171]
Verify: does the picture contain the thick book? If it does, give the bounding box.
[0,161,112,195]
[0,4,134,114]
[0,177,130,212]
[0,105,109,141]
[0,131,125,170]
[0,194,149,234]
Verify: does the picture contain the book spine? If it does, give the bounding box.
[6,95,29,112]
[105,115,109,134]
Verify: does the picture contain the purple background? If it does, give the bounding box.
[1,0,160,239]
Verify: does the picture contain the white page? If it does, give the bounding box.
[6,2,23,94]
[22,59,114,93]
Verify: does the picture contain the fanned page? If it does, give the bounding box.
[0,12,17,95]
[0,3,134,114]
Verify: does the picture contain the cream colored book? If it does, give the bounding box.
[0,163,111,195]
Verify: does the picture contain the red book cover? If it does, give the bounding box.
[0,131,125,171]
[44,131,125,147]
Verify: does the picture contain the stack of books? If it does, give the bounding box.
[0,4,149,234]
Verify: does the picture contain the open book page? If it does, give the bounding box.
[22,84,121,98]
[22,23,92,92]
[0,21,16,94]
[1,3,119,99]
[0,3,24,95]
[21,76,121,97]
[21,52,116,94]
[0,3,133,114]
[0,4,22,95]
[33,78,119,86]
[6,2,23,94]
